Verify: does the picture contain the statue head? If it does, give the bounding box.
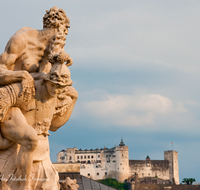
[43,6,70,35]
[60,177,79,190]
[44,62,72,86]
[44,63,72,97]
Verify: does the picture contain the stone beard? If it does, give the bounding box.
[0,6,78,190]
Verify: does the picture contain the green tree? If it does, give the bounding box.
[182,178,196,185]
[99,178,128,190]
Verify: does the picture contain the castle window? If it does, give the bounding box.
[84,156,86,159]
[107,161,110,163]
[88,173,90,176]
[122,154,123,157]
[69,156,72,160]
[113,160,116,163]
[98,155,100,158]
[97,173,99,176]
[87,160,90,164]
[81,156,83,159]
[88,155,90,159]
[142,173,144,176]
[77,156,79,159]
[105,172,107,175]
[148,173,150,176]
[91,155,93,158]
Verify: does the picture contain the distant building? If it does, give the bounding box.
[56,139,179,184]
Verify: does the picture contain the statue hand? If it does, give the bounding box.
[59,51,73,66]
[20,71,35,102]
[62,86,78,99]
[66,56,73,67]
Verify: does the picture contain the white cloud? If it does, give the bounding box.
[175,102,188,113]
[186,100,200,106]
[77,92,187,127]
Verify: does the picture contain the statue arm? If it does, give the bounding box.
[0,131,14,150]
[0,36,28,85]
[50,87,78,131]
[50,98,77,131]
[0,65,35,101]
[0,36,35,101]
[0,66,31,85]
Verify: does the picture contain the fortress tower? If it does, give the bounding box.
[115,139,129,182]
[164,150,179,184]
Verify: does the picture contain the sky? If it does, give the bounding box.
[0,0,200,184]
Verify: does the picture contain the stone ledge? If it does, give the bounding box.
[53,163,80,173]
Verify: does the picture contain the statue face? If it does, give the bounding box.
[59,24,69,35]
[64,27,69,35]
[46,81,64,97]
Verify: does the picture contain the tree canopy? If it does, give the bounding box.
[98,178,128,190]
[182,178,196,185]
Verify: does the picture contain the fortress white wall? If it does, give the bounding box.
[57,143,179,184]
[164,150,179,184]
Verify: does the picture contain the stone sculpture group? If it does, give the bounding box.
[0,7,78,190]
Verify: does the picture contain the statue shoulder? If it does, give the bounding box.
[11,27,37,38]
[5,27,37,54]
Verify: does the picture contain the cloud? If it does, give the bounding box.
[186,100,200,106]
[77,92,187,127]
[175,102,187,112]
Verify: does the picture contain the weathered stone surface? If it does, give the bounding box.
[53,163,80,173]
[60,177,79,190]
[0,6,78,190]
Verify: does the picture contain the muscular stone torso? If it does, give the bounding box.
[21,80,57,161]
[6,27,54,73]
[22,80,56,135]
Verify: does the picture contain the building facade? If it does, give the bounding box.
[57,140,179,184]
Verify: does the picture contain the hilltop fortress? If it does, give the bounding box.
[57,139,179,184]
